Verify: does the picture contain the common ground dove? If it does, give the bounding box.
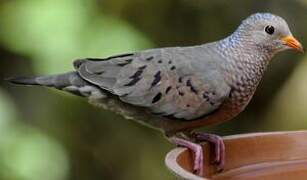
[7,13,304,175]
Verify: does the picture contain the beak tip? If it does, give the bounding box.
[282,35,304,54]
[298,46,305,54]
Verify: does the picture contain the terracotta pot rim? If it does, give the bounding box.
[165,130,307,180]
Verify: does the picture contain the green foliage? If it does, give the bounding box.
[0,0,152,74]
[0,89,68,180]
[0,127,69,180]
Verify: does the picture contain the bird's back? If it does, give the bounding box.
[74,44,231,127]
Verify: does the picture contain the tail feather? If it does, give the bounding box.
[6,71,105,99]
[6,76,39,86]
[6,72,86,88]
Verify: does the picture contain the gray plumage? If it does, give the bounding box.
[7,13,303,136]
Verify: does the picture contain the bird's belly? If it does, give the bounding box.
[196,86,258,126]
[161,88,257,135]
[87,87,256,136]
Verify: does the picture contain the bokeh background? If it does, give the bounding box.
[0,0,306,179]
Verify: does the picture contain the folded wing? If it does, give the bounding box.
[74,47,231,120]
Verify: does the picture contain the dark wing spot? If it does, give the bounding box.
[138,65,147,70]
[170,66,176,70]
[117,59,133,67]
[129,69,143,79]
[168,60,172,64]
[186,79,198,94]
[158,60,162,63]
[179,91,184,96]
[203,92,215,106]
[152,92,162,103]
[203,93,210,101]
[178,77,183,83]
[124,77,141,86]
[124,65,147,86]
[186,104,190,107]
[165,86,172,94]
[146,56,154,61]
[151,71,161,87]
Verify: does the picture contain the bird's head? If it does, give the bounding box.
[236,13,304,54]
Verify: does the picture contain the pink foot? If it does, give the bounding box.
[193,132,225,172]
[170,137,204,176]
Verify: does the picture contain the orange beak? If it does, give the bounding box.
[282,35,304,53]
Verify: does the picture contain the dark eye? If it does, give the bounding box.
[265,25,275,35]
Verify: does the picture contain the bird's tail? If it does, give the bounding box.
[6,72,104,98]
[7,71,82,87]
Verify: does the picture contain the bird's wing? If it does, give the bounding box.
[74,46,231,120]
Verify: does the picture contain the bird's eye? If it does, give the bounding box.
[265,25,275,35]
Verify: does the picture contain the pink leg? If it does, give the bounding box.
[170,137,204,176]
[193,132,225,172]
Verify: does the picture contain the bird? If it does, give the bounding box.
[6,13,304,176]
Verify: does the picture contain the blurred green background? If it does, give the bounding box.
[0,0,306,179]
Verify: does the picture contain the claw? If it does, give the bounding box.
[213,139,221,164]
[170,137,204,176]
[193,132,225,172]
[193,145,203,175]
[169,132,225,176]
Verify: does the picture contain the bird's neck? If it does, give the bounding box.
[220,30,275,61]
[215,32,275,94]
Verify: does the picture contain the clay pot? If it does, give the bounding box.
[165,131,307,180]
